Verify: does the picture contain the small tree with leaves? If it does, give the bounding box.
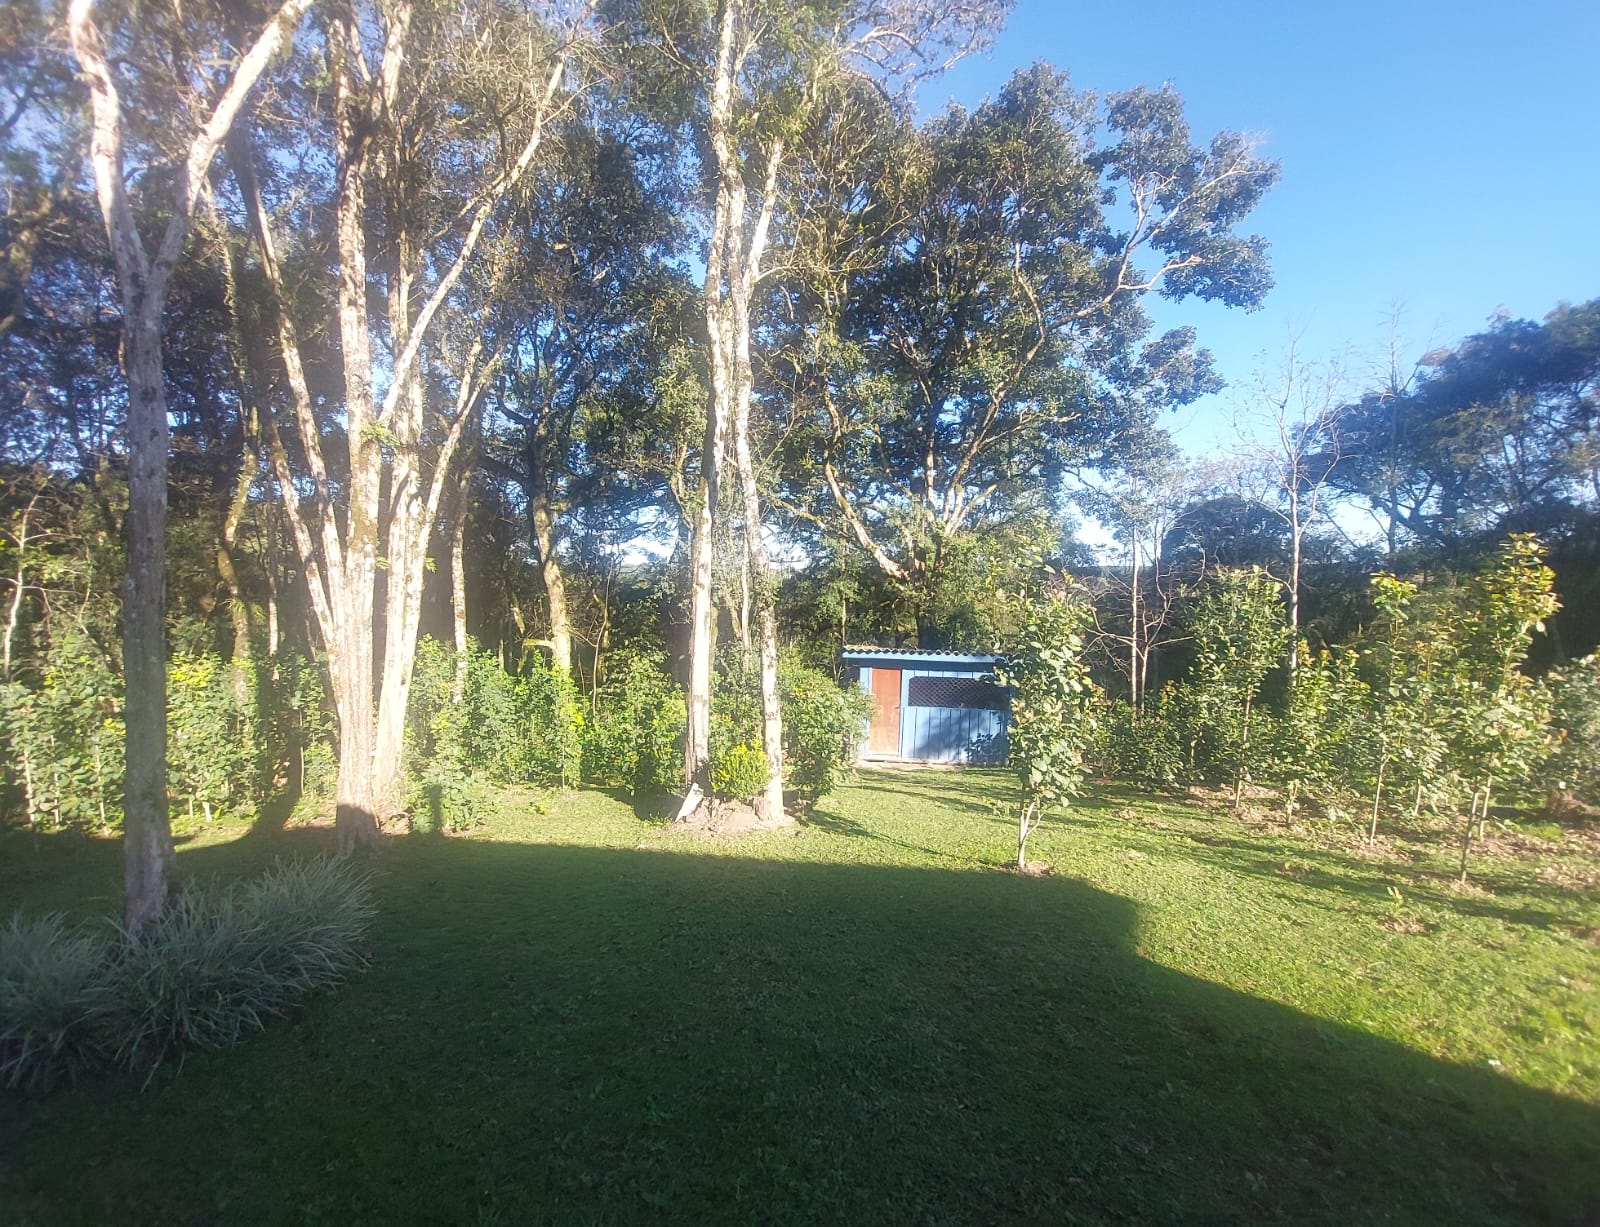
[1274,641,1370,821]
[1359,574,1446,840]
[1446,535,1559,879]
[1541,654,1600,811]
[1173,567,1288,804]
[992,586,1099,871]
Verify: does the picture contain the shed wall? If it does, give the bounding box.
[855,660,1009,765]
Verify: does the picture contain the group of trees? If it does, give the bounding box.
[1,0,1594,922]
[1091,537,1593,875]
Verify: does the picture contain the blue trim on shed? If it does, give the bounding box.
[845,649,1010,765]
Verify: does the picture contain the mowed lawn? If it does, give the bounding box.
[3,770,1597,1225]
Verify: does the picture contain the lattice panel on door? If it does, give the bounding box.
[906,675,1007,710]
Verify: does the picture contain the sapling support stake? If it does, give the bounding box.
[1369,751,1386,845]
[1459,785,1490,883]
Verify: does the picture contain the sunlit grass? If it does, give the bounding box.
[2,770,1596,1224]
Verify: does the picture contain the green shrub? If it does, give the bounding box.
[710,741,769,801]
[168,651,259,821]
[1544,654,1600,802]
[1092,699,1185,788]
[581,650,685,798]
[0,627,123,830]
[711,650,869,808]
[776,656,870,807]
[405,638,587,826]
[269,652,338,807]
[515,663,584,788]
[0,859,374,1090]
[0,913,120,1090]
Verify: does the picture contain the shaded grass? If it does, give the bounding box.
[1,770,1597,1224]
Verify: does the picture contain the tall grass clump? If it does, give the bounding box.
[115,858,375,1074]
[0,913,120,1090]
[0,858,374,1091]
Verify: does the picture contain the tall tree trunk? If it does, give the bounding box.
[451,499,468,704]
[69,0,312,930]
[119,320,178,930]
[733,331,784,823]
[263,506,281,657]
[1287,493,1302,679]
[528,436,572,674]
[1128,525,1141,709]
[682,0,740,798]
[217,436,258,702]
[2,490,37,682]
[687,0,785,818]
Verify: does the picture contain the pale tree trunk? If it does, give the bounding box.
[684,0,785,820]
[328,7,387,849]
[1287,488,1302,679]
[733,346,783,822]
[370,342,492,821]
[1128,524,1141,709]
[728,150,784,823]
[68,0,313,931]
[231,1,575,851]
[451,498,469,704]
[2,490,38,682]
[264,506,281,657]
[217,435,258,702]
[682,0,739,797]
[118,323,176,928]
[528,433,572,674]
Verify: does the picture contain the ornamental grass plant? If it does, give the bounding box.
[0,857,373,1091]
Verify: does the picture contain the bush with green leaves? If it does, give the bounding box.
[258,651,338,808]
[1273,644,1371,821]
[405,638,589,828]
[1,858,373,1091]
[711,649,869,808]
[516,661,584,788]
[0,627,123,829]
[1169,567,1288,800]
[405,638,510,830]
[1091,698,1185,788]
[167,651,259,822]
[773,656,870,806]
[1542,654,1600,804]
[581,649,685,798]
[710,741,769,801]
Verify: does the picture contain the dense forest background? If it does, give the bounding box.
[2,0,1596,924]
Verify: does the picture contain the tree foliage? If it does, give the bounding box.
[992,585,1098,869]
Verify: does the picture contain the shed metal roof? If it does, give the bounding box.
[840,647,1001,664]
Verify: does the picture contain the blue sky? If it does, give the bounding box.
[918,0,1600,456]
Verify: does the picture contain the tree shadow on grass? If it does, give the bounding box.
[3,829,1597,1226]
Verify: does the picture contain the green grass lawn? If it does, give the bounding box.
[3,770,1597,1225]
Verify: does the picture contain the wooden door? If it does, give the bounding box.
[869,667,902,754]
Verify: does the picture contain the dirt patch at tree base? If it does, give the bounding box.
[671,798,795,839]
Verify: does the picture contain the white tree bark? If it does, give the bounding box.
[231,1,583,850]
[68,0,314,930]
[682,0,740,798]
[683,0,785,820]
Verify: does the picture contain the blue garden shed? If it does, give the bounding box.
[841,648,1010,765]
